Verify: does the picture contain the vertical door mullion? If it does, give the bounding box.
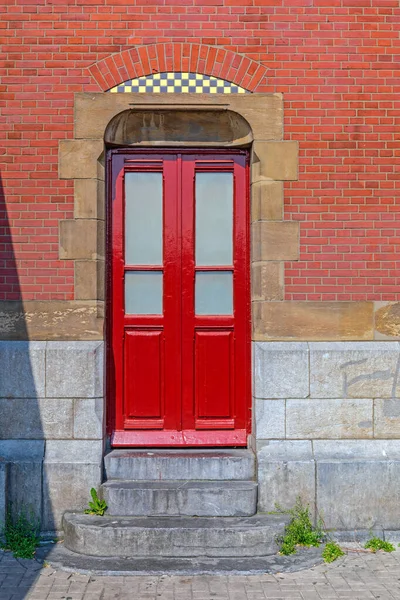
[161,156,182,431]
[181,156,196,430]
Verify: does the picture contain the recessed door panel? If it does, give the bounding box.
[195,330,233,424]
[109,150,250,447]
[124,330,164,427]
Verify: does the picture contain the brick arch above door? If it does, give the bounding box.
[87,43,269,93]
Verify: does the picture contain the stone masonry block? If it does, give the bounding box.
[46,341,104,398]
[254,342,309,399]
[0,341,45,398]
[0,459,7,527]
[252,262,284,302]
[74,178,105,220]
[0,398,73,439]
[309,342,400,398]
[75,260,105,301]
[257,441,315,516]
[374,398,400,438]
[43,462,102,532]
[252,221,299,262]
[255,399,285,440]
[59,139,103,179]
[317,459,400,530]
[59,219,104,260]
[73,398,104,440]
[251,181,283,222]
[253,302,374,341]
[286,399,373,439]
[252,141,298,181]
[45,440,103,464]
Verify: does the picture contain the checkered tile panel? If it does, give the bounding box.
[108,72,248,94]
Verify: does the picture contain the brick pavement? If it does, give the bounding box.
[2,546,400,600]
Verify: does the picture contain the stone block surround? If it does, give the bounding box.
[2,338,400,533]
[254,341,400,532]
[0,341,104,533]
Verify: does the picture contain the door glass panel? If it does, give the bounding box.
[125,271,163,315]
[195,172,233,266]
[195,271,233,315]
[125,172,163,265]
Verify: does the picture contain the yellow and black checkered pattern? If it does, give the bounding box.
[109,72,247,94]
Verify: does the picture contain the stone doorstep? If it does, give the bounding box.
[62,512,289,559]
[104,448,256,481]
[101,480,258,517]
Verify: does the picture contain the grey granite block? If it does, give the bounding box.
[0,341,45,399]
[309,341,400,398]
[254,342,309,399]
[46,341,104,398]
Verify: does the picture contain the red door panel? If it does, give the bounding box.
[124,330,164,428]
[194,330,233,425]
[108,149,250,447]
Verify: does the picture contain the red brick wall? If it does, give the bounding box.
[1,0,399,301]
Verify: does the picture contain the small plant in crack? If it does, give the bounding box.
[273,497,325,556]
[365,537,395,553]
[84,488,107,516]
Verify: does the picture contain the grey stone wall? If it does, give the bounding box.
[0,341,104,533]
[254,342,400,531]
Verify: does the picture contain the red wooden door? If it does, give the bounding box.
[108,149,250,446]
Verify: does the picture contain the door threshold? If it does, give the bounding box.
[111,429,247,447]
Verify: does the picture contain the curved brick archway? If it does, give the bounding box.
[88,43,269,93]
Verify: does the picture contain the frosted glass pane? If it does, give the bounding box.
[196,173,233,266]
[125,271,163,315]
[125,172,163,265]
[195,272,233,315]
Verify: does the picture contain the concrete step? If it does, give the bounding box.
[63,512,289,558]
[104,449,255,481]
[101,480,258,517]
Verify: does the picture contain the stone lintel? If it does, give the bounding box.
[74,92,283,142]
[252,221,299,262]
[253,301,374,341]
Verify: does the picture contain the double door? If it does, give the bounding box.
[109,150,250,446]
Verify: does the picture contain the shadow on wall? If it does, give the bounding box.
[0,171,56,579]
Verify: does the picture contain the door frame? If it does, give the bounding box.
[106,148,251,446]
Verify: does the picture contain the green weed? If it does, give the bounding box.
[84,488,107,516]
[364,537,395,553]
[0,508,40,559]
[274,497,325,556]
[322,541,345,563]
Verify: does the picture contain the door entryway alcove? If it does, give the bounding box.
[105,109,252,447]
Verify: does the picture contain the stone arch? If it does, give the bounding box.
[88,43,269,93]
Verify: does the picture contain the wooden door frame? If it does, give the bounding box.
[106,148,251,446]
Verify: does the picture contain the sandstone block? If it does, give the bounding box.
[374,398,400,438]
[59,139,103,179]
[74,179,105,220]
[254,342,309,399]
[253,302,374,341]
[252,221,299,262]
[252,262,284,302]
[59,219,104,261]
[251,181,283,222]
[252,141,298,181]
